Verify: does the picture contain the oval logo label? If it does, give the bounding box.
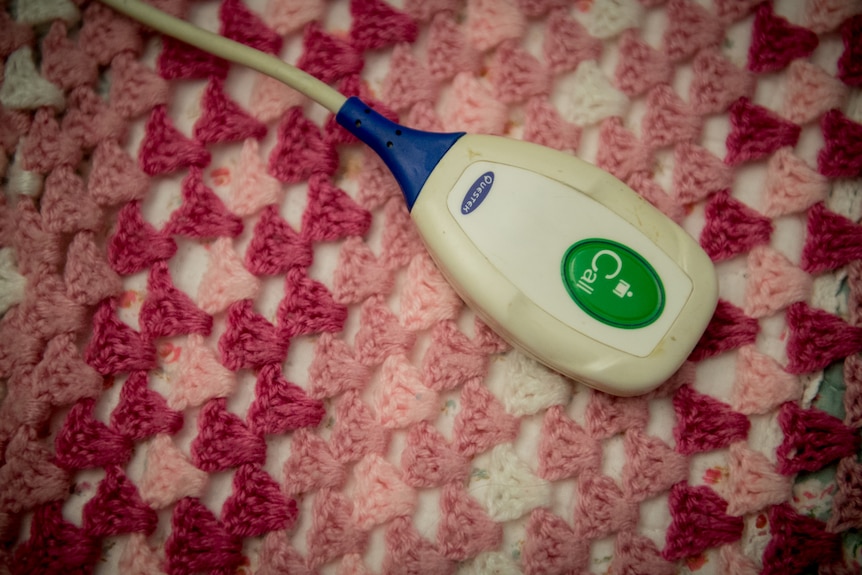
[561,239,665,329]
[460,171,495,215]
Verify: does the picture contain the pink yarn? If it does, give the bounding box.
[487,40,550,104]
[353,295,416,366]
[306,332,371,400]
[297,23,364,85]
[776,401,860,474]
[246,363,325,435]
[663,0,723,62]
[277,267,347,337]
[700,190,773,262]
[190,397,266,472]
[522,97,581,152]
[744,245,811,318]
[828,456,862,532]
[78,2,143,65]
[543,9,602,74]
[382,44,436,113]
[595,117,651,183]
[375,355,438,428]
[219,299,289,370]
[0,426,69,519]
[574,471,638,539]
[748,2,819,73]
[55,397,133,470]
[404,0,461,21]
[62,86,126,151]
[725,98,801,166]
[584,390,649,439]
[229,139,284,216]
[379,198,425,269]
[838,15,862,86]
[245,205,311,276]
[421,321,488,392]
[21,108,81,174]
[41,166,101,234]
[88,139,150,206]
[249,73,306,124]
[221,464,297,537]
[332,236,394,304]
[818,108,862,178]
[165,497,243,575]
[138,105,210,176]
[720,441,792,516]
[521,507,586,575]
[845,354,862,429]
[621,428,688,502]
[84,297,156,376]
[264,0,323,35]
[108,52,170,120]
[157,35,229,80]
[166,168,243,239]
[610,531,675,575]
[714,0,760,24]
[452,379,519,457]
[197,238,261,315]
[401,421,468,487]
[108,200,177,275]
[268,109,338,183]
[0,106,30,156]
[13,199,64,278]
[465,0,525,52]
[219,0,283,55]
[807,0,862,34]
[614,29,672,97]
[330,390,389,463]
[437,481,502,560]
[516,0,570,17]
[381,516,454,575]
[301,173,371,241]
[689,47,755,115]
[641,84,701,149]
[690,299,759,361]
[171,334,237,410]
[731,345,802,415]
[761,503,841,575]
[443,72,508,136]
[782,61,848,125]
[118,532,165,575]
[33,333,102,407]
[536,405,600,481]
[352,453,417,530]
[11,501,101,575]
[357,149,401,209]
[763,147,829,217]
[0,9,34,59]
[662,483,743,560]
[426,13,481,81]
[671,142,733,204]
[632,172,688,223]
[193,79,266,145]
[785,302,862,374]
[349,0,418,52]
[258,531,313,575]
[139,434,208,509]
[40,21,97,90]
[672,384,750,455]
[282,429,345,496]
[399,252,462,331]
[305,488,367,568]
[140,261,213,341]
[82,465,157,537]
[111,370,182,442]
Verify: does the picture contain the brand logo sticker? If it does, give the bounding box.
[461,171,494,215]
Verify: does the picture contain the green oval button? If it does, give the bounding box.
[561,239,665,329]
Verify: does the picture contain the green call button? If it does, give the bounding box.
[561,239,665,329]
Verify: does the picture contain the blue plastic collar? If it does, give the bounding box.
[336,97,465,210]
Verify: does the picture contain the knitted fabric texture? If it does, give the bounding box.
[1,0,861,574]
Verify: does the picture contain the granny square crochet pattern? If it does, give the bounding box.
[1,0,861,574]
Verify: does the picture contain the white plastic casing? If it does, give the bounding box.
[411,135,718,396]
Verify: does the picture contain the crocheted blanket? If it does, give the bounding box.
[1,0,861,573]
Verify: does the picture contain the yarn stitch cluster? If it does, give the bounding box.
[1,0,861,574]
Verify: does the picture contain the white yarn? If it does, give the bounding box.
[0,248,28,316]
[556,60,629,127]
[6,146,44,199]
[0,47,66,111]
[474,443,551,522]
[458,551,523,575]
[14,0,80,26]
[587,0,644,40]
[500,351,572,417]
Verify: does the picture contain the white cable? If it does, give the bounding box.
[98,0,348,113]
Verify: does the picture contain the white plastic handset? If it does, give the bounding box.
[411,135,718,396]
